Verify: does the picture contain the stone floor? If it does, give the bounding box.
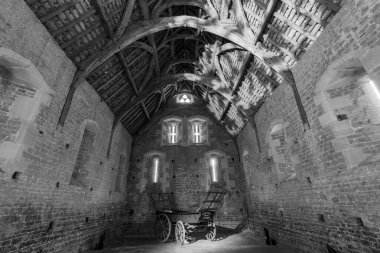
[88,231,296,253]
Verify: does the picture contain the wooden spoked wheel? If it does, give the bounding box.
[175,221,186,245]
[154,213,172,242]
[206,223,216,241]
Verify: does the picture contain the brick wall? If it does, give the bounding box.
[125,107,246,234]
[0,1,132,253]
[237,1,380,253]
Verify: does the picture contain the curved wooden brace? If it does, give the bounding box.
[163,58,198,75]
[114,73,252,123]
[59,16,294,127]
[152,0,218,19]
[128,41,154,54]
[157,34,206,51]
[83,16,293,84]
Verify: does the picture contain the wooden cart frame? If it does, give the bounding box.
[148,191,226,244]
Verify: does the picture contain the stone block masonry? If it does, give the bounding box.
[125,107,247,234]
[0,1,132,252]
[237,1,380,253]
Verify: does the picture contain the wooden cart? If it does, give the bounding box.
[148,191,226,244]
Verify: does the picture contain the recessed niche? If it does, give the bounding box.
[172,175,176,178]
[231,158,235,162]
[171,160,175,163]
[85,217,89,223]
[129,209,134,216]
[12,171,21,180]
[38,130,44,135]
[99,161,103,165]
[275,183,278,189]
[225,142,228,146]
[279,210,284,217]
[336,114,348,121]
[47,221,54,232]
[90,187,93,191]
[136,159,140,163]
[350,216,364,226]
[194,158,197,163]
[65,144,70,149]
[56,182,60,188]
[109,190,112,195]
[132,176,135,179]
[196,175,199,178]
[318,214,325,222]
[306,177,312,184]
[326,245,338,253]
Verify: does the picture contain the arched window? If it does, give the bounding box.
[0,48,53,177]
[188,116,208,145]
[266,120,296,182]
[70,120,99,187]
[162,117,182,146]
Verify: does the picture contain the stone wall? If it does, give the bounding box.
[126,107,247,234]
[237,1,380,253]
[0,1,132,253]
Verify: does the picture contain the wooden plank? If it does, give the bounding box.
[141,102,151,120]
[60,23,102,49]
[267,24,305,48]
[40,1,79,22]
[96,69,124,92]
[281,0,328,26]
[51,9,97,37]
[93,0,114,36]
[104,82,129,103]
[114,0,137,39]
[117,52,138,94]
[273,12,317,41]
[68,33,108,58]
[253,0,279,43]
[220,53,252,121]
[314,0,340,12]
[265,36,298,61]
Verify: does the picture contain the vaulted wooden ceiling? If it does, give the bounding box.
[24,0,343,136]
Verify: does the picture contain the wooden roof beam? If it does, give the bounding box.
[219,53,252,121]
[113,0,137,40]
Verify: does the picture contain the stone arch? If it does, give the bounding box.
[314,46,380,168]
[0,47,53,177]
[70,119,100,187]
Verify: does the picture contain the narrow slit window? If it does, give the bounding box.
[210,157,217,182]
[153,157,159,183]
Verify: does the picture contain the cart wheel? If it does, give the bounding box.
[154,213,172,242]
[206,223,216,241]
[175,221,186,245]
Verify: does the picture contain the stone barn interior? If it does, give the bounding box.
[0,0,380,253]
